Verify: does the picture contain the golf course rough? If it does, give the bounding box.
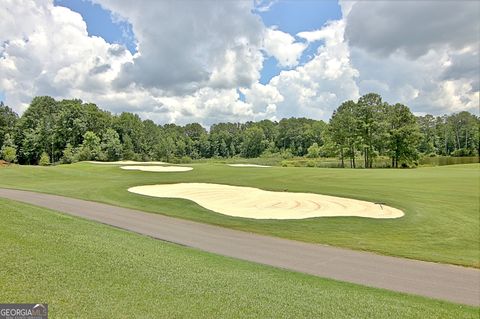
[227,164,271,168]
[128,183,404,219]
[120,166,193,172]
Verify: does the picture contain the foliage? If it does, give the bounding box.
[241,126,267,158]
[101,128,123,161]
[0,102,18,150]
[306,142,321,158]
[76,131,103,161]
[1,146,17,163]
[2,95,478,166]
[61,143,76,164]
[0,133,17,163]
[39,152,50,166]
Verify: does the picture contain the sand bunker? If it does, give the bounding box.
[128,183,404,219]
[88,160,168,165]
[120,166,193,172]
[227,164,271,168]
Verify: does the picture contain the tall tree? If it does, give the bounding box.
[329,100,359,168]
[0,102,18,150]
[101,128,123,161]
[355,93,387,168]
[241,127,267,158]
[387,103,421,167]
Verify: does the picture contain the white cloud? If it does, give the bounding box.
[263,27,307,67]
[249,20,360,119]
[94,0,265,95]
[0,0,269,125]
[344,0,480,115]
[0,0,133,113]
[345,0,480,58]
[254,0,278,13]
[1,0,477,127]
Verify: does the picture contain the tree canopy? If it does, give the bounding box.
[0,94,478,167]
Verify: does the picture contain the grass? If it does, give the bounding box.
[0,163,478,267]
[0,198,477,318]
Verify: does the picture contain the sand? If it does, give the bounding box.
[120,166,193,172]
[227,164,271,168]
[128,183,404,219]
[87,160,168,165]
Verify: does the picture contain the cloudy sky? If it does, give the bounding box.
[1,0,479,125]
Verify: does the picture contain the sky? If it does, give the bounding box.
[0,0,479,126]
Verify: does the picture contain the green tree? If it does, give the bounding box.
[241,127,267,158]
[355,93,387,168]
[306,142,321,158]
[15,96,58,164]
[387,104,421,168]
[1,133,17,163]
[61,143,75,164]
[101,129,123,161]
[329,101,362,168]
[39,152,50,166]
[417,114,437,155]
[1,146,16,163]
[0,102,18,150]
[77,131,103,161]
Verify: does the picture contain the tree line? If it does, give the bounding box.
[0,93,478,167]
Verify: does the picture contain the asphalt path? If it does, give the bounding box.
[0,188,478,306]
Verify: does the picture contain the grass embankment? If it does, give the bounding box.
[0,163,478,267]
[0,199,477,318]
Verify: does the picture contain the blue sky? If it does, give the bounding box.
[257,1,342,83]
[54,0,136,53]
[56,0,341,85]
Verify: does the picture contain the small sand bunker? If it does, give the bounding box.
[128,183,404,219]
[227,164,271,168]
[88,160,167,165]
[120,166,193,172]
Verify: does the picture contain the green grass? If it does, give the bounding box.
[0,199,477,318]
[0,163,478,267]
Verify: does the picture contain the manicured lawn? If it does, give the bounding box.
[0,163,478,267]
[0,199,477,318]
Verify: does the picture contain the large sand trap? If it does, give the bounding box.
[227,164,271,168]
[128,183,404,219]
[120,166,193,172]
[88,160,167,165]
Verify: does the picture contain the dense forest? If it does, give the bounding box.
[0,93,478,168]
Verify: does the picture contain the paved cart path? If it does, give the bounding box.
[0,188,478,306]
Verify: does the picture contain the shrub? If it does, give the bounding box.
[61,143,76,164]
[179,156,192,163]
[306,160,316,167]
[1,146,17,163]
[451,148,473,157]
[306,143,320,158]
[39,152,50,166]
[281,150,293,159]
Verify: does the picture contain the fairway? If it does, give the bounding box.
[0,163,478,267]
[0,199,477,318]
